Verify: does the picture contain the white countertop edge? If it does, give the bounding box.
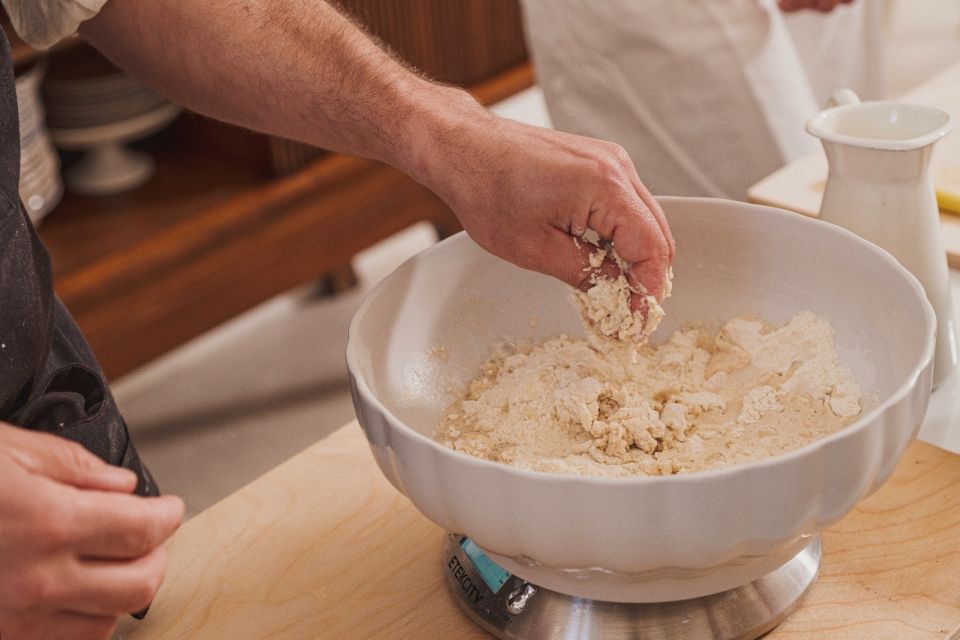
[916,270,960,455]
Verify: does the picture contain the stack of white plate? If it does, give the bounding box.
[42,49,169,130]
[41,45,180,195]
[16,63,63,224]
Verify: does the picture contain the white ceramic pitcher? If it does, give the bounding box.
[807,89,956,388]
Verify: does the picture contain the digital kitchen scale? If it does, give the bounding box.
[442,533,820,640]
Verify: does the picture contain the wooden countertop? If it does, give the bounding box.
[114,421,960,639]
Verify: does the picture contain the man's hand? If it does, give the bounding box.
[779,0,855,12]
[0,424,184,640]
[417,105,675,306]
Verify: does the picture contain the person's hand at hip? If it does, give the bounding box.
[0,424,184,640]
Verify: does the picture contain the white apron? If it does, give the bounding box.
[520,0,883,199]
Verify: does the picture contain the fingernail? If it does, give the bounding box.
[166,495,186,520]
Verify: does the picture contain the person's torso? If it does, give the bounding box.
[0,29,56,419]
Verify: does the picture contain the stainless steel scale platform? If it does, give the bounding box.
[442,533,820,640]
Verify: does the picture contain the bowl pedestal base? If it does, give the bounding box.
[442,533,820,640]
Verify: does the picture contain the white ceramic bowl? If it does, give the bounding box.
[347,197,934,602]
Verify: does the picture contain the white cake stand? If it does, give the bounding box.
[48,102,182,196]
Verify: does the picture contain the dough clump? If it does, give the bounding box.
[573,246,671,343]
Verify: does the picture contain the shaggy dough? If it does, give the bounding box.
[574,246,671,342]
[436,311,862,477]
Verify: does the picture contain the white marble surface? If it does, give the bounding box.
[917,269,960,454]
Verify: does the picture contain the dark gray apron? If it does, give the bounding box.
[0,30,157,497]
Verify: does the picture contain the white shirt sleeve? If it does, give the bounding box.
[2,0,110,50]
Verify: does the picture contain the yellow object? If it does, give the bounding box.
[938,188,960,215]
[935,161,960,214]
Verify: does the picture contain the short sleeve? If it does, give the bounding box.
[2,0,110,50]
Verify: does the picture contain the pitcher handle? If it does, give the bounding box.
[827,89,861,108]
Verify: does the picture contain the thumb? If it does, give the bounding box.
[6,426,138,493]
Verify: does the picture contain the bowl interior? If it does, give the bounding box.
[351,197,931,447]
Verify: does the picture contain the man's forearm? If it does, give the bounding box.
[80,0,483,187]
[81,0,675,304]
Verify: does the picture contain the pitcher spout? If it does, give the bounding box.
[806,89,954,152]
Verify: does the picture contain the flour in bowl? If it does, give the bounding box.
[436,274,861,476]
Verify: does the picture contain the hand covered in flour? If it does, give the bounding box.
[419,105,675,308]
[778,0,855,12]
[0,424,184,640]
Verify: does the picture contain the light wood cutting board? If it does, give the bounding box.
[117,423,960,639]
[749,62,960,268]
